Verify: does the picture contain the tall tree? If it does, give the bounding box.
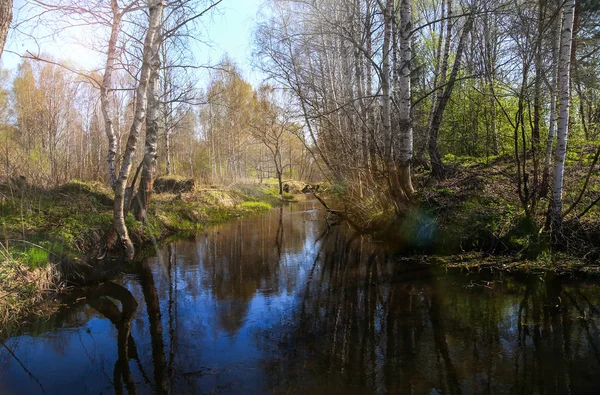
[132,14,162,222]
[427,3,475,177]
[550,0,576,231]
[396,0,415,196]
[250,86,293,196]
[0,0,11,58]
[101,0,137,190]
[113,0,165,261]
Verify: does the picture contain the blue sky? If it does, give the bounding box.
[4,0,265,86]
[206,0,265,84]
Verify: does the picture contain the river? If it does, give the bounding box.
[1,197,600,394]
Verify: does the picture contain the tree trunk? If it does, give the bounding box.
[277,170,283,195]
[428,8,474,177]
[113,0,164,261]
[381,0,403,201]
[133,37,161,222]
[396,0,414,195]
[427,0,447,151]
[0,0,12,59]
[100,0,122,190]
[550,0,575,233]
[162,41,172,176]
[165,129,171,175]
[531,0,544,211]
[541,6,561,198]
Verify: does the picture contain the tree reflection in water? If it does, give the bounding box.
[2,199,600,394]
[87,282,140,395]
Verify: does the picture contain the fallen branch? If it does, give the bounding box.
[564,146,600,217]
[578,194,600,219]
[309,190,364,231]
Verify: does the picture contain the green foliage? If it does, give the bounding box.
[565,151,580,164]
[504,216,550,260]
[443,153,456,163]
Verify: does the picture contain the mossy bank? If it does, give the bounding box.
[0,178,286,333]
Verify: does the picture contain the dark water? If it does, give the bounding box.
[2,197,600,394]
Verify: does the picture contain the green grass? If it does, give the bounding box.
[20,247,50,269]
[237,201,272,213]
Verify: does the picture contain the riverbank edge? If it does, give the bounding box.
[395,252,600,277]
[0,180,289,334]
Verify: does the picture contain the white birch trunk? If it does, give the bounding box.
[381,0,393,184]
[100,0,122,189]
[113,0,165,261]
[542,2,562,197]
[0,0,12,59]
[551,0,575,227]
[133,39,160,221]
[397,0,414,194]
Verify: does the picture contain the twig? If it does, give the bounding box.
[1,343,46,393]
[578,195,600,219]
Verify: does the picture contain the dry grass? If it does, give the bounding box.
[0,242,62,333]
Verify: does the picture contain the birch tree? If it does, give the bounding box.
[101,0,137,190]
[550,0,576,231]
[113,0,164,261]
[541,0,561,198]
[132,17,161,222]
[427,3,475,177]
[0,0,11,58]
[395,0,415,196]
[249,86,293,196]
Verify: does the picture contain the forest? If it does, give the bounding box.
[0,0,599,392]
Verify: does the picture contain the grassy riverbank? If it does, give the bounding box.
[382,154,600,272]
[0,179,286,332]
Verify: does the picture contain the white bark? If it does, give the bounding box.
[381,0,393,176]
[100,0,122,189]
[397,0,414,193]
[0,0,12,59]
[543,2,562,196]
[551,0,575,226]
[133,33,161,221]
[113,0,165,260]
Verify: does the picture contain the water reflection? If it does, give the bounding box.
[1,198,600,394]
[87,282,140,395]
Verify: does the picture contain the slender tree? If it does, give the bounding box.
[101,0,137,190]
[113,0,165,260]
[0,0,11,58]
[550,0,576,232]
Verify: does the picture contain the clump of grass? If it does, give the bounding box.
[237,201,272,213]
[0,242,61,334]
[20,247,50,269]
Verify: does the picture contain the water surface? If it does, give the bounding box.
[2,197,600,394]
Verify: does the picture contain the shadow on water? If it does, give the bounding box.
[1,196,600,394]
